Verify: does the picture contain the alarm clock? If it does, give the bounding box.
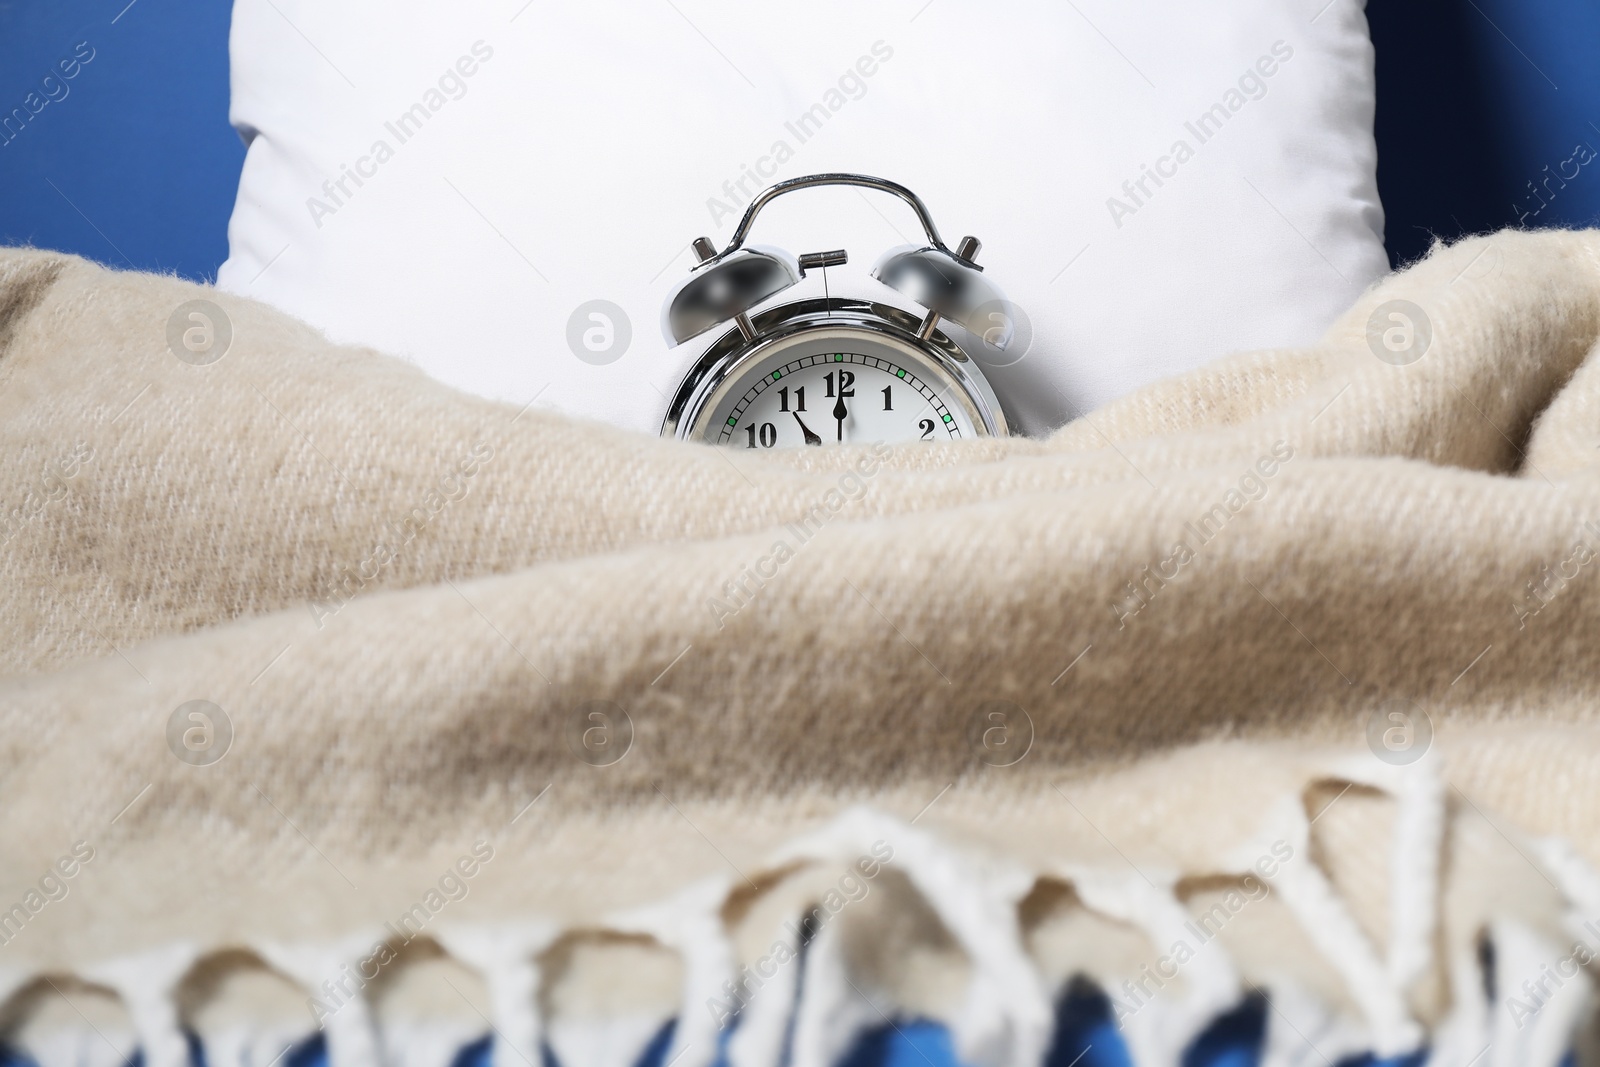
[659,174,1013,448]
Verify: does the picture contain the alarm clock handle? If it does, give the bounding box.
[718,173,949,261]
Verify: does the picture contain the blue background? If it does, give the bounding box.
[0,0,241,280]
[2,0,1599,279]
[0,1,1596,1064]
[1366,0,1600,265]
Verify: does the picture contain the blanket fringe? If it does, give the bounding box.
[256,934,386,1067]
[3,762,1599,1067]
[725,915,803,1067]
[1067,866,1240,1065]
[435,922,562,1067]
[81,941,198,1067]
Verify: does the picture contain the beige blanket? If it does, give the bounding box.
[4,231,1600,1067]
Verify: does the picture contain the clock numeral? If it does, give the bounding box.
[745,422,778,448]
[918,418,936,439]
[778,386,806,412]
[823,370,855,398]
[881,385,893,411]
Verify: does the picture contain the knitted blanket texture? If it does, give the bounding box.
[3,231,1600,1067]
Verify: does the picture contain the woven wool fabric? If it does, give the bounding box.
[4,232,1600,1067]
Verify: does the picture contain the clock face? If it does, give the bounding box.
[721,351,972,448]
[689,328,985,448]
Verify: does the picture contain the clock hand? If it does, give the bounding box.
[833,394,848,442]
[792,412,822,446]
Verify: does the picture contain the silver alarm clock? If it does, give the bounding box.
[660,174,1013,448]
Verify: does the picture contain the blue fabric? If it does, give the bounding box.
[2,1,1599,279]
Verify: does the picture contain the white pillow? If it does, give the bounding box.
[219,0,1386,437]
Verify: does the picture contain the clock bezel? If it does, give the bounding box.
[661,298,1009,444]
